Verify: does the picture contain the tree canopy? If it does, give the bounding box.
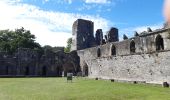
[0,27,69,55]
[0,27,41,54]
[64,38,72,53]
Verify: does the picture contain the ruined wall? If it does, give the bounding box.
[71,19,96,51]
[0,48,80,77]
[78,28,170,84]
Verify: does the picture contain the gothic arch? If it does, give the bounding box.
[6,66,9,75]
[111,45,116,56]
[97,48,101,57]
[25,67,29,75]
[63,62,75,76]
[42,66,47,76]
[155,34,164,51]
[130,40,136,53]
[83,62,89,76]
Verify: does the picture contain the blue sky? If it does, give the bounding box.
[0,0,165,46]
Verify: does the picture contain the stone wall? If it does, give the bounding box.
[77,28,170,84]
[71,19,95,51]
[0,48,80,77]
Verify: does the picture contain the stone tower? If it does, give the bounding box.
[106,27,119,43]
[71,19,96,51]
[95,29,103,45]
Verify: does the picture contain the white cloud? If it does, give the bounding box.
[84,0,111,4]
[42,0,72,4]
[0,0,111,46]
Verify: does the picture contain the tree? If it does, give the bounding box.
[64,38,72,53]
[43,45,64,53]
[0,27,41,54]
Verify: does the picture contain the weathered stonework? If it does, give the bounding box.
[73,19,170,84]
[71,19,96,51]
[95,29,103,45]
[0,48,80,77]
[106,27,119,43]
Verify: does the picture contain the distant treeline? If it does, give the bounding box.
[0,27,67,55]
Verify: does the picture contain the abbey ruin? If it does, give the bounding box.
[1,18,170,85]
[72,19,170,84]
[0,48,81,77]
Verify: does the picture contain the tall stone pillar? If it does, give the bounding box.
[71,19,96,51]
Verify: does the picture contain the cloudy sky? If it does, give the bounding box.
[0,0,165,47]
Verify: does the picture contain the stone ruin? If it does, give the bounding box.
[72,19,170,85]
[71,19,119,51]
[0,48,80,77]
[1,18,170,86]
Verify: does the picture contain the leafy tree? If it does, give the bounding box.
[52,47,64,53]
[43,45,64,54]
[0,27,41,54]
[64,38,72,53]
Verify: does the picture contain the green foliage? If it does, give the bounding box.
[64,38,72,53]
[0,27,41,54]
[43,45,64,53]
[0,78,169,100]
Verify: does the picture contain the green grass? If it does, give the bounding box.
[0,78,169,100]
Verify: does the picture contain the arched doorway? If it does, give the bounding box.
[85,67,88,76]
[56,66,62,77]
[130,40,136,53]
[6,66,9,75]
[111,45,116,56]
[63,62,75,76]
[82,62,89,76]
[155,34,164,51]
[97,48,101,57]
[25,67,29,76]
[42,66,47,76]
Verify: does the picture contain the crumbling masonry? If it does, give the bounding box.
[0,48,80,77]
[1,18,170,85]
[72,19,170,84]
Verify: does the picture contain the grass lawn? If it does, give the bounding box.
[0,78,169,100]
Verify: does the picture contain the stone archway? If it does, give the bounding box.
[130,40,136,53]
[6,66,9,75]
[84,63,89,76]
[111,45,116,56]
[63,62,75,76]
[81,61,89,77]
[42,66,47,76]
[97,48,101,57]
[56,66,62,77]
[25,67,29,76]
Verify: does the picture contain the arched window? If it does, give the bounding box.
[111,45,116,56]
[130,40,136,53]
[97,48,101,57]
[155,34,164,51]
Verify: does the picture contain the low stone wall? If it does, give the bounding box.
[78,50,170,84]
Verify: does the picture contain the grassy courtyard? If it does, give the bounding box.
[0,78,169,100]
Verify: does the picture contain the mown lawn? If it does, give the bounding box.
[0,78,169,100]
